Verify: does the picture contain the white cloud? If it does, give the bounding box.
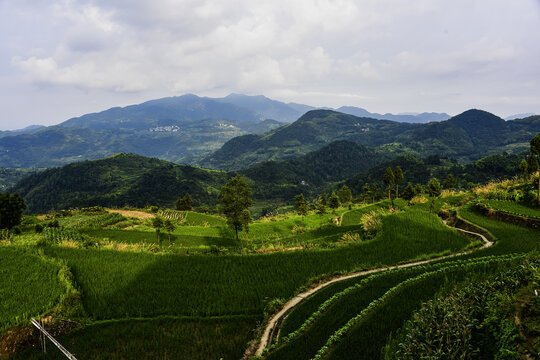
[2,0,540,127]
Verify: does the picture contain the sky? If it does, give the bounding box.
[1,0,540,130]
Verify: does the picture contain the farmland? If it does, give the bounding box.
[1,177,539,359]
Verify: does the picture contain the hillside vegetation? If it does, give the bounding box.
[202,109,540,169]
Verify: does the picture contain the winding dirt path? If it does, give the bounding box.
[251,223,492,357]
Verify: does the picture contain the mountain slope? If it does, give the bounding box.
[60,94,264,130]
[337,106,450,123]
[201,110,419,169]
[203,109,540,170]
[11,153,231,213]
[0,118,284,168]
[215,93,310,123]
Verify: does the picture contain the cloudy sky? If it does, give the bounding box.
[1,0,540,130]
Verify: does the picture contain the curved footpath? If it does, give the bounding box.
[250,223,493,357]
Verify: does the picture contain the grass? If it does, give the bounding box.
[39,208,469,320]
[12,315,259,360]
[0,247,66,332]
[477,199,540,219]
[458,204,540,255]
[322,256,524,360]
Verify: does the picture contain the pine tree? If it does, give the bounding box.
[443,174,456,189]
[294,193,308,227]
[152,216,164,246]
[427,178,442,214]
[328,193,340,215]
[394,166,404,198]
[383,167,395,208]
[518,159,528,179]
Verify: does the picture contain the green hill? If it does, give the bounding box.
[202,109,540,170]
[11,153,230,213]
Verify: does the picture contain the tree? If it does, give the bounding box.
[530,133,540,205]
[294,193,308,226]
[0,192,26,230]
[175,193,193,211]
[427,178,442,214]
[328,193,340,215]
[152,216,164,246]
[383,167,395,208]
[527,153,539,178]
[337,185,352,206]
[518,159,528,179]
[394,166,404,198]
[316,202,327,228]
[241,209,252,243]
[218,175,253,241]
[370,184,379,203]
[401,183,416,202]
[163,219,175,247]
[319,190,327,206]
[443,174,457,189]
[362,183,371,203]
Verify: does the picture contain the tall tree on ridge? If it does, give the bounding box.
[218,175,253,241]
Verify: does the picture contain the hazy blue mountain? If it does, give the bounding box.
[505,113,536,120]
[0,118,284,168]
[60,94,264,130]
[337,106,450,123]
[0,124,46,139]
[214,93,310,123]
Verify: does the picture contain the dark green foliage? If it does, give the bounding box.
[203,109,540,170]
[394,166,404,197]
[240,209,252,242]
[337,185,352,205]
[218,175,253,241]
[319,190,327,206]
[10,153,230,213]
[13,316,259,360]
[0,192,26,229]
[175,193,193,211]
[328,193,340,214]
[383,167,395,207]
[527,153,538,175]
[0,247,66,331]
[519,159,528,178]
[394,260,535,359]
[239,141,386,200]
[295,193,308,225]
[152,216,164,245]
[427,178,441,213]
[401,183,416,201]
[443,173,456,189]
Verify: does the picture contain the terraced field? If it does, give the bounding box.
[2,189,539,359]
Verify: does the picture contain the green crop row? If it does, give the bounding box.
[159,209,187,222]
[41,209,469,320]
[274,254,518,350]
[0,247,67,332]
[390,258,537,359]
[476,199,540,219]
[44,227,83,244]
[12,315,259,360]
[311,254,525,360]
[266,255,521,360]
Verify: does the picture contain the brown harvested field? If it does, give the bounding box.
[107,209,155,219]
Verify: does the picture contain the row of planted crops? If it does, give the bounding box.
[1,193,539,359]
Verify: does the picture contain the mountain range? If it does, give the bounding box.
[0,94,539,171]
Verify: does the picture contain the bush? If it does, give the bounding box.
[35,223,44,233]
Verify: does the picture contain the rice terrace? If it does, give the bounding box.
[2,1,540,359]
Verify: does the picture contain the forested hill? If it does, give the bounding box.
[343,152,525,195]
[201,110,419,169]
[201,109,540,170]
[11,153,231,213]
